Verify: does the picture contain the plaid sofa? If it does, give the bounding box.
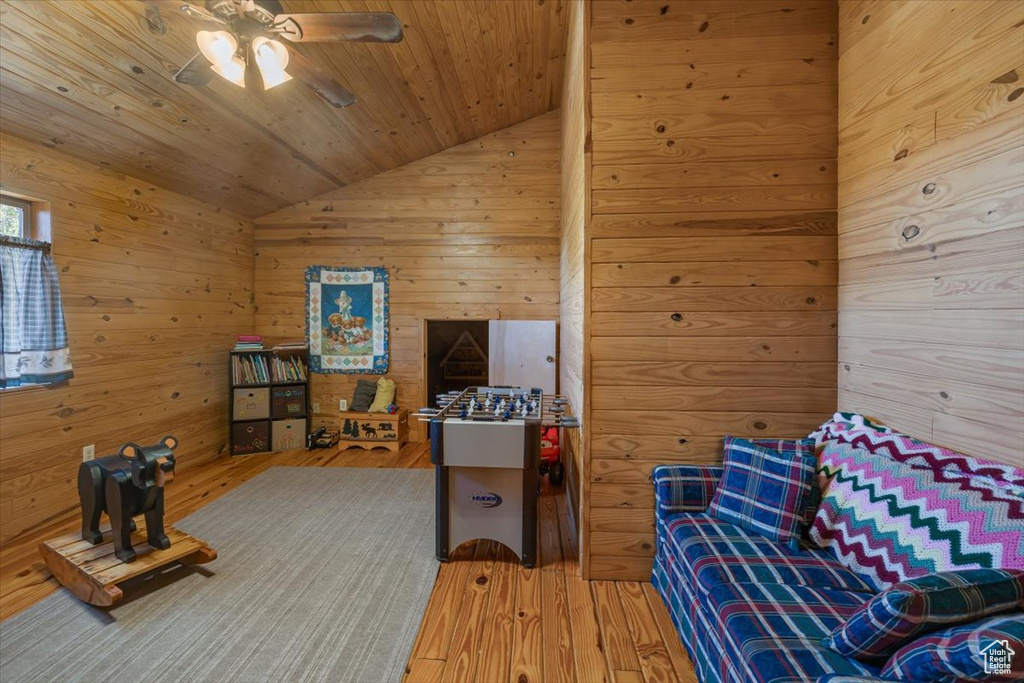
[651,431,1024,683]
[651,465,885,683]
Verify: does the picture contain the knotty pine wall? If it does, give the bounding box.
[0,134,254,544]
[253,112,561,441]
[837,1,1024,465]
[584,1,840,580]
[559,0,588,549]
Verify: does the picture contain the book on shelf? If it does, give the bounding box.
[272,355,308,382]
[271,340,308,352]
[232,353,270,385]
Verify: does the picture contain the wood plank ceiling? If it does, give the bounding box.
[0,0,567,217]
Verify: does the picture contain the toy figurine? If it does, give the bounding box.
[78,436,177,563]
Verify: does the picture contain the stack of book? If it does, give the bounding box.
[234,335,263,350]
[232,354,270,385]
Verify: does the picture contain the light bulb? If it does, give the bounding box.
[196,30,238,69]
[252,36,292,89]
[212,56,246,87]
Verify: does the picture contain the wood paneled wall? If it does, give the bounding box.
[253,112,561,441]
[837,0,1024,465]
[559,0,589,555]
[583,0,840,580]
[0,134,254,544]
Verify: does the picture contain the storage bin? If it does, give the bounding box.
[232,421,270,455]
[271,385,307,419]
[233,387,270,420]
[272,419,307,451]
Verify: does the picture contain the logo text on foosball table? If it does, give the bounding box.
[470,491,503,508]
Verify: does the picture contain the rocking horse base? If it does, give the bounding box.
[39,521,216,607]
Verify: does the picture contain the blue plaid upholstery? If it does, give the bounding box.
[652,448,820,528]
[826,569,1024,661]
[654,542,882,683]
[709,582,880,681]
[880,613,1024,682]
[665,514,876,602]
[748,438,823,529]
[653,464,723,515]
[652,465,886,683]
[708,437,817,548]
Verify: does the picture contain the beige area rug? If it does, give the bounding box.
[0,467,436,683]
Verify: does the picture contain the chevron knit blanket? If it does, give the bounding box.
[811,412,1024,489]
[810,440,1024,589]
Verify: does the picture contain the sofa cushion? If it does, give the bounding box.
[826,569,1024,662]
[810,441,1024,588]
[703,582,879,682]
[653,465,723,516]
[748,437,823,529]
[664,513,876,602]
[880,613,1024,682]
[708,436,817,548]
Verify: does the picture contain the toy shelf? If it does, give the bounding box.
[229,348,310,456]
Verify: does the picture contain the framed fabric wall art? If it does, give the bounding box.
[305,265,389,374]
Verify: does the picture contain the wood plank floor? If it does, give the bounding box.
[0,443,695,683]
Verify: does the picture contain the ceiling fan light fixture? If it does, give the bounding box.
[252,36,292,89]
[196,29,238,69]
[212,56,246,88]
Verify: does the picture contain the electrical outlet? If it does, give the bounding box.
[339,399,348,411]
[82,444,95,462]
[312,401,320,413]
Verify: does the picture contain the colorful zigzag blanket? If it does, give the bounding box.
[810,441,1024,589]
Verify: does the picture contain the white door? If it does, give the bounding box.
[488,320,557,394]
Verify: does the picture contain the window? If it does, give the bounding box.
[0,196,32,238]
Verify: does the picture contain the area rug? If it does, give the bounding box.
[0,467,436,683]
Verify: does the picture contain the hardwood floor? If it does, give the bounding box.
[0,443,695,683]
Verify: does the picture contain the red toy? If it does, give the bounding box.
[539,426,564,486]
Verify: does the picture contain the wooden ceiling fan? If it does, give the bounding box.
[149,0,403,108]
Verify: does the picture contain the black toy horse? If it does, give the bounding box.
[78,436,177,563]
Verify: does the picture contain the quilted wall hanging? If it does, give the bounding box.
[305,265,389,374]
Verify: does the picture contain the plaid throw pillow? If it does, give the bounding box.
[826,569,1024,662]
[707,436,816,548]
[750,437,821,529]
[881,613,1024,682]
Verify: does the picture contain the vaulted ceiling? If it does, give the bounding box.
[0,0,567,217]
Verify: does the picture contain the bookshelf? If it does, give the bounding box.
[229,347,310,456]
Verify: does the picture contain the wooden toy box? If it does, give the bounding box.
[338,409,409,453]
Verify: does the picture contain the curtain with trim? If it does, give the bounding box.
[0,236,73,388]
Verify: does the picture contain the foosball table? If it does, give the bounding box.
[420,386,579,568]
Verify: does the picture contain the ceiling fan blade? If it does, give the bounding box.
[173,52,214,85]
[144,0,227,26]
[286,49,356,108]
[273,12,403,43]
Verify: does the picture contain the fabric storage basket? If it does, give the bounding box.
[271,386,306,419]
[232,421,270,455]
[272,419,306,451]
[233,388,270,420]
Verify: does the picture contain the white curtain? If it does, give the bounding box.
[0,236,73,388]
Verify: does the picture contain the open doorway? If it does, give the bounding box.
[425,320,489,401]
